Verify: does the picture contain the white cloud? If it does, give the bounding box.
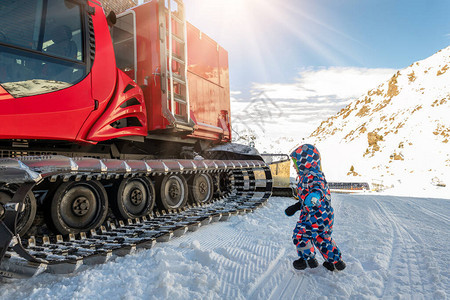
[231,67,396,146]
[251,67,396,100]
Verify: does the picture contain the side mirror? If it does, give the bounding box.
[107,11,117,27]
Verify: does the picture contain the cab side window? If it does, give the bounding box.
[0,0,87,98]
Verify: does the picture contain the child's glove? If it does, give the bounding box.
[304,192,321,208]
[285,202,301,216]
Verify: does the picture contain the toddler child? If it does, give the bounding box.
[285,144,346,271]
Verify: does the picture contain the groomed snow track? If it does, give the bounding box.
[0,156,272,279]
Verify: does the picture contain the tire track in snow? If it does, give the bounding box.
[377,197,448,298]
[240,238,287,296]
[216,236,262,298]
[193,222,285,299]
[390,196,449,230]
[228,239,277,283]
[266,269,303,300]
[246,247,285,299]
[288,271,309,300]
[415,204,449,224]
[372,198,415,298]
[372,197,443,298]
[365,197,397,297]
[160,200,296,300]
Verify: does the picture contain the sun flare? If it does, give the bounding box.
[186,0,356,83]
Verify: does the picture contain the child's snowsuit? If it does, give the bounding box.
[290,144,342,263]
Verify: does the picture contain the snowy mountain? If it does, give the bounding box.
[231,47,449,197]
[304,47,450,195]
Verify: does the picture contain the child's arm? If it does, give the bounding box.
[285,202,302,216]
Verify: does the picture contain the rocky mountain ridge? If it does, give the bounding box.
[309,47,449,191]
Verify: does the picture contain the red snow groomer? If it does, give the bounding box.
[0,0,273,278]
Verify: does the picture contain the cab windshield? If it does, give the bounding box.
[0,0,86,98]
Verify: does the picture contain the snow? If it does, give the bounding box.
[0,194,448,299]
[1,79,72,98]
[206,143,261,157]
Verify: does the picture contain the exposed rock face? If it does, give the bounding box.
[309,47,450,185]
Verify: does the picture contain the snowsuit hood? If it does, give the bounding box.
[290,144,322,176]
[289,143,330,206]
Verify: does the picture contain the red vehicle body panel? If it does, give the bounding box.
[86,70,147,141]
[132,2,163,132]
[81,2,147,142]
[131,2,231,142]
[0,1,147,143]
[0,75,94,141]
[0,0,231,145]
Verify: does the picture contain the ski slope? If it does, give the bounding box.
[0,194,448,299]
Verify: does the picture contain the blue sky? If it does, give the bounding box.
[182,0,450,139]
[185,0,450,95]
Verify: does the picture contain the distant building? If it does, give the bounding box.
[101,0,138,15]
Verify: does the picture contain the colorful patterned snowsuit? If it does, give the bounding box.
[290,144,342,263]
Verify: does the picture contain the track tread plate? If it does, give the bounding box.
[0,158,272,279]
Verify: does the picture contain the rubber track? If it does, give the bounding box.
[0,156,272,279]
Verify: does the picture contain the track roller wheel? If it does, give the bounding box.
[111,177,155,219]
[213,172,232,198]
[188,173,213,204]
[49,181,108,235]
[156,174,188,210]
[0,185,37,237]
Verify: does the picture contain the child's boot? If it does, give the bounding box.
[323,261,335,271]
[323,260,346,271]
[335,260,346,271]
[293,258,307,270]
[307,257,319,268]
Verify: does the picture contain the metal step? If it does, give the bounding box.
[159,0,190,126]
[170,93,187,105]
[171,13,183,24]
[171,33,185,44]
[172,74,186,85]
[171,54,185,65]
